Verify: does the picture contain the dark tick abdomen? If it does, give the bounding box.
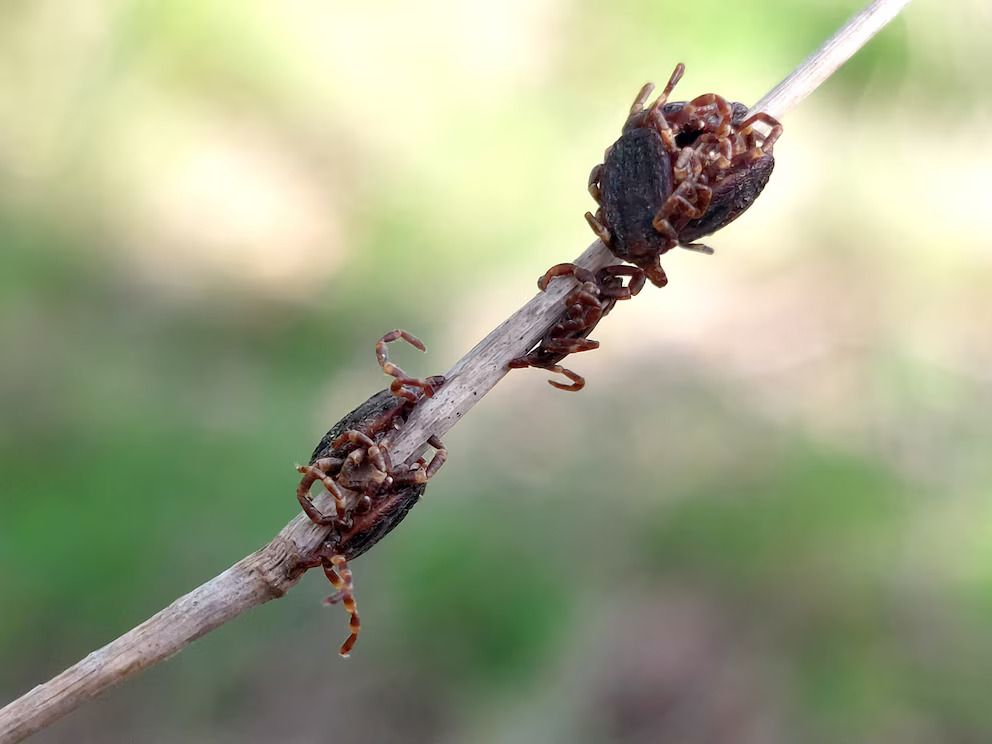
[679,154,775,243]
[338,483,425,560]
[306,388,425,560]
[309,389,397,464]
[601,127,673,263]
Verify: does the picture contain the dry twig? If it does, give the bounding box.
[0,0,912,740]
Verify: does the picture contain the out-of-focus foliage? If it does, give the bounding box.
[2,1,991,742]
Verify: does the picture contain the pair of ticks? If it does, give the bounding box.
[511,63,782,391]
[299,64,782,656]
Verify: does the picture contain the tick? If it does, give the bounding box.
[296,330,446,655]
[586,62,783,287]
[509,264,643,390]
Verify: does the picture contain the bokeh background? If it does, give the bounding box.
[2,1,991,742]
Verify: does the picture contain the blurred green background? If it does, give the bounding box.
[2,1,991,742]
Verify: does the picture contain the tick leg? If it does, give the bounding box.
[552,312,596,338]
[378,328,425,354]
[735,112,783,153]
[393,434,448,485]
[538,263,596,291]
[627,82,655,118]
[673,146,703,184]
[296,459,348,525]
[644,257,669,288]
[654,179,711,238]
[693,183,713,216]
[386,463,424,486]
[376,329,442,402]
[337,448,390,496]
[596,265,646,299]
[298,538,337,571]
[424,435,447,479]
[645,63,685,118]
[556,288,604,332]
[588,163,604,204]
[651,212,678,242]
[681,243,715,256]
[644,63,685,150]
[553,318,597,338]
[508,357,586,391]
[547,365,585,392]
[543,337,600,354]
[658,63,685,104]
[584,211,611,245]
[334,429,394,496]
[679,93,734,137]
[552,288,602,329]
[652,116,677,152]
[331,430,387,473]
[734,128,756,157]
[391,434,448,485]
[562,282,602,311]
[321,554,360,657]
[695,133,733,171]
[665,192,706,220]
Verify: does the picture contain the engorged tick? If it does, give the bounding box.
[512,64,783,392]
[296,330,446,656]
[586,62,783,287]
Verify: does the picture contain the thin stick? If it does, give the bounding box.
[751,0,913,119]
[0,1,912,741]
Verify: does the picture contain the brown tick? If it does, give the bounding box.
[508,264,643,391]
[514,64,783,391]
[585,62,783,287]
[296,329,446,656]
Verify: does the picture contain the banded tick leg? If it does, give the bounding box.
[321,554,360,657]
[391,434,448,485]
[537,263,596,291]
[332,429,391,496]
[588,163,604,204]
[735,112,783,153]
[643,256,669,288]
[596,265,646,299]
[543,336,600,355]
[546,365,585,392]
[642,63,685,150]
[626,82,655,122]
[331,430,386,472]
[584,211,611,245]
[376,329,443,402]
[296,458,348,525]
[678,93,734,137]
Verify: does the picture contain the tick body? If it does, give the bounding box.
[508,264,643,391]
[514,65,783,392]
[598,127,675,275]
[300,389,423,537]
[587,63,783,286]
[678,152,775,243]
[296,330,446,656]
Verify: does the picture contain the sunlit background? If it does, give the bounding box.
[2,1,991,741]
